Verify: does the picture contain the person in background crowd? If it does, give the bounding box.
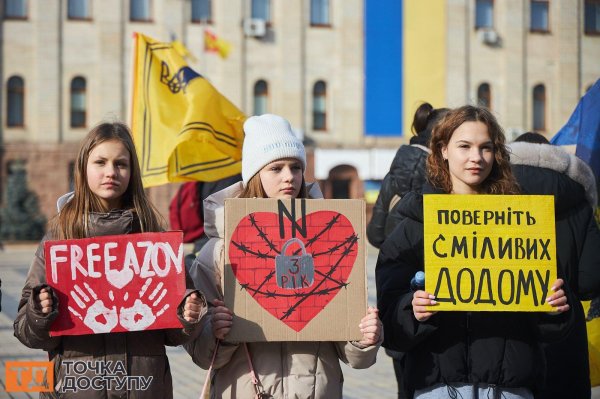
[14,122,207,399]
[367,102,449,399]
[376,106,572,399]
[510,132,600,399]
[169,173,242,268]
[367,103,449,249]
[185,114,382,399]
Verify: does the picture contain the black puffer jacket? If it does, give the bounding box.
[375,184,573,393]
[367,135,430,248]
[509,142,600,399]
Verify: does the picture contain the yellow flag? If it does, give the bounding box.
[204,29,232,59]
[584,299,600,386]
[171,40,198,63]
[131,33,245,187]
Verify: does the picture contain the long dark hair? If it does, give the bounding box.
[411,102,450,144]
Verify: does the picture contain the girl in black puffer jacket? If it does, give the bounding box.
[509,133,600,399]
[376,106,573,399]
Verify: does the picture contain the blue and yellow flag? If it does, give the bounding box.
[551,79,600,186]
[364,0,446,137]
[131,33,245,187]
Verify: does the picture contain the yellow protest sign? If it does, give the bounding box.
[423,195,556,312]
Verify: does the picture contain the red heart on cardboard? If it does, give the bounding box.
[229,211,358,332]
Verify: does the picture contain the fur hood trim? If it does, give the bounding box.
[509,142,598,208]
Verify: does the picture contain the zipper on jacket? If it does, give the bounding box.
[466,311,472,384]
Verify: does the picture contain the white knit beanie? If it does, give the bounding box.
[242,114,306,186]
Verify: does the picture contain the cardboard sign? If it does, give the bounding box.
[224,198,366,341]
[424,195,556,312]
[44,232,185,336]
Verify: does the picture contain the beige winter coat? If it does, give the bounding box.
[184,182,381,399]
[14,210,207,399]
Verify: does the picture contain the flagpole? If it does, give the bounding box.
[128,33,139,127]
[201,27,207,75]
[241,0,248,112]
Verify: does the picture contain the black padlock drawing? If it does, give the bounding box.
[275,238,315,289]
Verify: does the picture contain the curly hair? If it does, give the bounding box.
[427,105,519,194]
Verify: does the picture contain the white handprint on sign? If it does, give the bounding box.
[68,283,118,334]
[119,278,170,331]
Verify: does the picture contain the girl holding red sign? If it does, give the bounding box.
[14,122,207,399]
[184,114,383,399]
[376,106,573,399]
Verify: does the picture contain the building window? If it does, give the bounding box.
[191,0,211,23]
[70,77,87,128]
[477,83,491,109]
[585,0,600,34]
[253,80,268,115]
[68,0,90,19]
[130,0,151,21]
[251,0,270,22]
[533,84,546,131]
[4,0,27,19]
[312,81,327,131]
[530,0,549,32]
[7,76,25,127]
[475,0,493,29]
[311,0,330,26]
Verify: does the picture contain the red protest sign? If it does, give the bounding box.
[44,232,185,336]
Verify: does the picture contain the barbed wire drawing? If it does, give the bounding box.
[229,211,359,330]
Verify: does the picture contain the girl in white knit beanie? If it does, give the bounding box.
[185,114,382,399]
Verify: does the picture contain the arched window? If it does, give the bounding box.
[251,0,270,22]
[311,0,330,26]
[70,77,87,128]
[7,76,25,127]
[130,0,151,21]
[4,0,27,18]
[191,0,211,23]
[253,80,268,115]
[533,84,546,131]
[312,81,327,131]
[477,83,491,109]
[68,0,90,19]
[327,165,359,199]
